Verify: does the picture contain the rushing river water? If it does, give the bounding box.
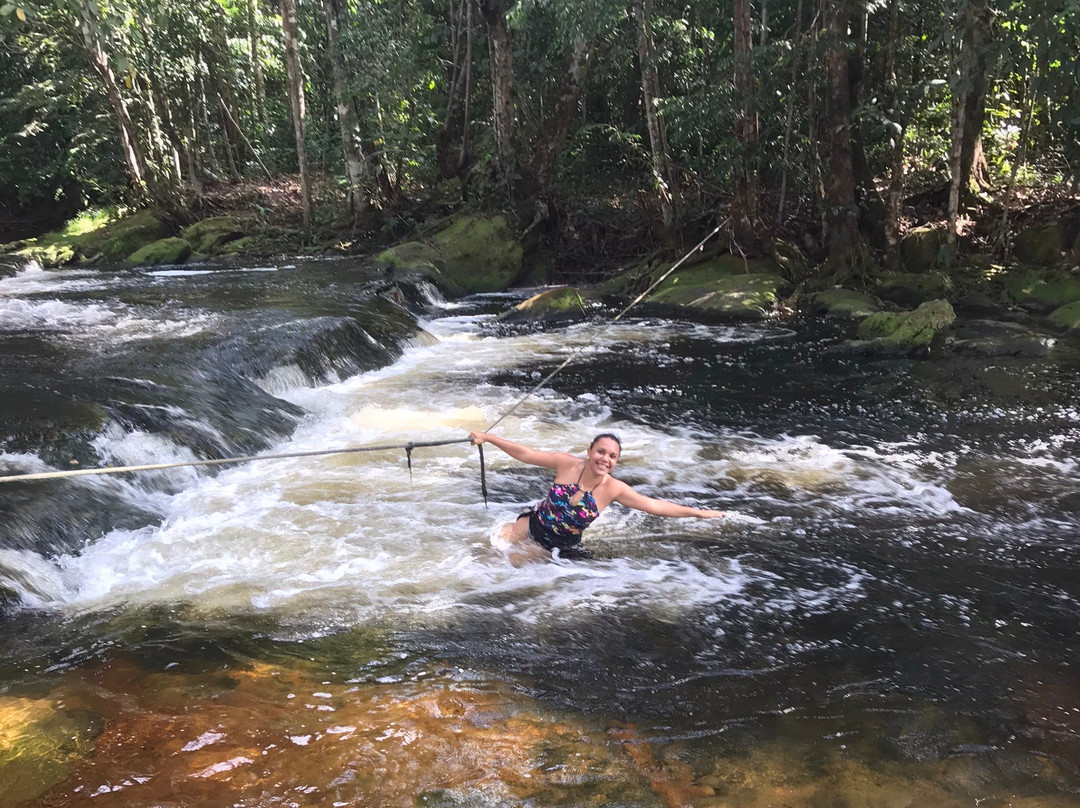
[0,259,1078,807]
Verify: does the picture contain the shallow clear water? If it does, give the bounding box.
[0,261,1078,807]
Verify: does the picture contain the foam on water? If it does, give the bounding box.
[0,295,220,343]
[10,316,956,634]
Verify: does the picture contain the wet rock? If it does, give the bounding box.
[947,319,1054,357]
[953,291,1010,318]
[811,287,881,319]
[497,286,587,324]
[876,271,953,306]
[0,255,24,278]
[0,695,102,807]
[181,216,244,254]
[20,242,76,268]
[1013,224,1066,266]
[851,300,956,354]
[125,237,192,266]
[98,210,172,259]
[900,223,947,271]
[376,241,443,272]
[1048,300,1080,331]
[430,215,522,293]
[650,265,790,319]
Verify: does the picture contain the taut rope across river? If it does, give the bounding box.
[0,223,723,490]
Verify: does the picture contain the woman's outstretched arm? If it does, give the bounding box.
[612,480,725,518]
[469,431,573,470]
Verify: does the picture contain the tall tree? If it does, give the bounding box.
[281,0,313,229]
[634,0,677,240]
[477,0,517,194]
[322,0,369,222]
[731,0,760,253]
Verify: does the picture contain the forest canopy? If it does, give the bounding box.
[1,0,1078,271]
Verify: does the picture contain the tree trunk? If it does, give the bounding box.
[437,0,474,181]
[776,0,802,225]
[849,1,873,199]
[322,0,370,222]
[957,0,994,193]
[731,0,760,253]
[281,0,313,229]
[79,15,150,201]
[477,0,517,192]
[528,35,591,188]
[824,0,868,279]
[247,0,267,126]
[882,0,905,264]
[634,0,677,240]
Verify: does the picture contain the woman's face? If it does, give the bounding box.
[587,438,620,475]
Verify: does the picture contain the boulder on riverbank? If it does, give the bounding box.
[900,224,947,271]
[497,286,588,324]
[1048,300,1080,331]
[1002,268,1080,311]
[431,214,523,293]
[125,237,192,266]
[876,271,953,306]
[851,299,956,354]
[634,255,789,319]
[1013,224,1068,266]
[181,216,244,255]
[811,288,881,319]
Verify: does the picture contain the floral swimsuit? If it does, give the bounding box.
[525,474,602,556]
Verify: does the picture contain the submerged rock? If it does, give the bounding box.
[497,286,587,323]
[948,319,1054,357]
[430,214,523,293]
[125,237,192,266]
[811,287,881,319]
[1048,300,1080,331]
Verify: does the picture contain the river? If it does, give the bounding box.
[0,259,1078,807]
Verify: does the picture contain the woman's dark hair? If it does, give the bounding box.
[589,433,622,451]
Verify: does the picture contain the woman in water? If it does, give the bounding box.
[468,431,725,560]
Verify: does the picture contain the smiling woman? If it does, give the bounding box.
[468,431,726,561]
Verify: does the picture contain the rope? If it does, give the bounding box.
[483,221,725,432]
[0,438,473,484]
[0,222,723,498]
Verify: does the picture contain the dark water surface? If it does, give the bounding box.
[0,260,1078,807]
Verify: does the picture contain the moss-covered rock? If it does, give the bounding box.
[125,237,192,266]
[877,271,953,306]
[811,288,881,319]
[181,215,244,254]
[376,241,444,272]
[22,242,76,267]
[221,236,258,255]
[1048,300,1080,331]
[98,209,172,258]
[1013,224,1066,266]
[498,286,587,323]
[651,271,791,319]
[900,224,946,271]
[430,215,522,293]
[855,300,955,352]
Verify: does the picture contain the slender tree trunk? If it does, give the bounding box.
[995,74,1037,255]
[776,0,803,224]
[528,35,591,188]
[322,0,369,222]
[477,0,517,192]
[634,0,677,239]
[79,15,150,201]
[824,0,867,278]
[281,0,313,229]
[247,0,267,125]
[437,0,473,181]
[883,0,905,264]
[849,1,873,198]
[731,0,760,253]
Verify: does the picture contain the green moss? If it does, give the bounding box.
[812,288,881,319]
[877,271,953,306]
[859,300,955,349]
[1013,225,1065,266]
[652,272,790,318]
[97,209,173,258]
[430,215,522,293]
[857,311,904,340]
[1048,300,1080,331]
[125,237,192,266]
[900,224,945,271]
[376,241,443,271]
[498,286,586,322]
[181,216,244,254]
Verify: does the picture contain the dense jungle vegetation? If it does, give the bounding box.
[0,0,1078,275]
